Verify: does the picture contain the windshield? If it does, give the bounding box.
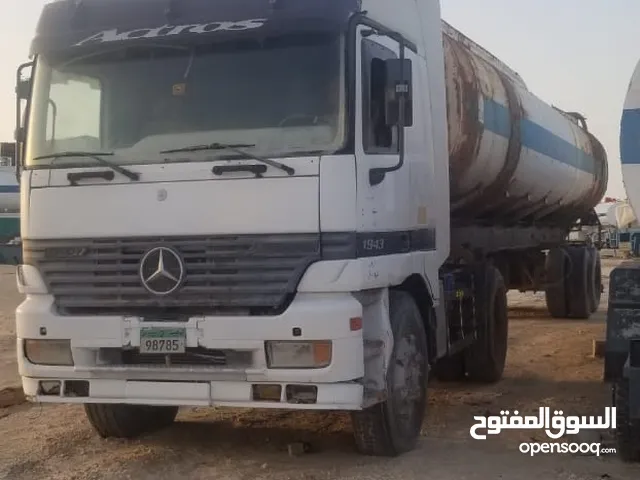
[25,33,346,168]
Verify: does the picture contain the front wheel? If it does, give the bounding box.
[84,404,179,439]
[351,290,429,456]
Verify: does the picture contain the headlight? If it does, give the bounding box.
[24,339,73,366]
[16,265,48,294]
[265,340,332,369]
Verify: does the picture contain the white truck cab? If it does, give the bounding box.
[13,0,606,456]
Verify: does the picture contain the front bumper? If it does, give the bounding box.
[17,292,365,410]
[20,378,364,409]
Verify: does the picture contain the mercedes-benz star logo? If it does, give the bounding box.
[139,247,185,296]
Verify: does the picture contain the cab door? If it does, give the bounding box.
[353,25,412,256]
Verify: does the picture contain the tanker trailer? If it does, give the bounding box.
[604,57,640,462]
[0,142,20,246]
[14,0,607,456]
[441,20,607,321]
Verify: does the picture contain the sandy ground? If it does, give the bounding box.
[0,257,639,479]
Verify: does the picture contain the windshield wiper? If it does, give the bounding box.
[161,143,295,176]
[33,151,140,181]
[67,169,115,186]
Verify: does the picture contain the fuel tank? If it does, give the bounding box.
[442,21,607,226]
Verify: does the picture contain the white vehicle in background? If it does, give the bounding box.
[12,0,607,456]
[604,55,640,463]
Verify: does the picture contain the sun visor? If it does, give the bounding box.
[30,0,361,57]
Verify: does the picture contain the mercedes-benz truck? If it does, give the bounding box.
[13,0,607,456]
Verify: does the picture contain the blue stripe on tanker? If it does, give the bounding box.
[483,98,597,175]
[0,185,18,193]
[621,108,640,165]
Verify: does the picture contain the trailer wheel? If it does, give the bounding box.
[465,266,508,383]
[614,379,640,462]
[586,247,602,314]
[432,353,466,382]
[566,246,591,319]
[351,290,428,456]
[84,404,179,439]
[544,247,568,318]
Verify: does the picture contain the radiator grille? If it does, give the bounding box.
[23,233,354,316]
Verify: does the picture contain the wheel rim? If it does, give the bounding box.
[390,331,426,436]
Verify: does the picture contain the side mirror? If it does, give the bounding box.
[384,58,413,127]
[15,62,33,182]
[14,127,25,143]
[16,79,31,100]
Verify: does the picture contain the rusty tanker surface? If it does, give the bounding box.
[442,21,607,229]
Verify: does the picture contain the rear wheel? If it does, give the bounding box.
[84,404,179,439]
[545,247,568,318]
[351,290,428,456]
[586,247,602,314]
[432,353,466,382]
[465,265,508,383]
[566,246,591,319]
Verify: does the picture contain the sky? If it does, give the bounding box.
[0,0,637,199]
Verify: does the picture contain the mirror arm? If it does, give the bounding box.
[369,40,407,187]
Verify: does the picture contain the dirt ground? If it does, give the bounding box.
[1,257,640,479]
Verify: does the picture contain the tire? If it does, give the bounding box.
[351,290,429,457]
[586,247,602,314]
[84,404,179,439]
[566,246,591,319]
[544,248,568,318]
[614,379,640,462]
[465,265,508,383]
[432,353,466,382]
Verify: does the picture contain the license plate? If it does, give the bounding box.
[139,328,186,354]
